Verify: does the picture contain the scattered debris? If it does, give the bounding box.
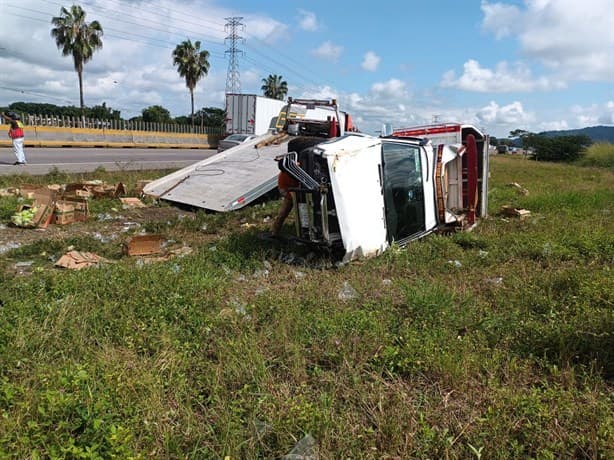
[124,235,164,256]
[252,268,269,278]
[53,201,76,225]
[0,242,21,254]
[485,276,504,285]
[14,260,36,275]
[120,197,147,209]
[121,222,141,232]
[338,281,359,301]
[14,261,34,268]
[448,260,463,268]
[508,182,529,195]
[12,190,55,228]
[134,180,153,195]
[501,205,531,220]
[282,433,318,460]
[55,251,107,270]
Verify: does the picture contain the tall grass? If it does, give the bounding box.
[578,142,614,168]
[0,157,612,458]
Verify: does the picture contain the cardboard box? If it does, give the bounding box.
[53,201,76,225]
[61,197,89,222]
[74,189,93,198]
[31,190,56,228]
[124,235,164,256]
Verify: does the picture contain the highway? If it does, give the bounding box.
[0,147,217,176]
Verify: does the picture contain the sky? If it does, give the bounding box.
[0,0,613,137]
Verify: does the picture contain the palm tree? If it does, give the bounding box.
[51,5,103,113]
[172,39,210,126]
[261,74,288,100]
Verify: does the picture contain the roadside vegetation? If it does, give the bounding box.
[578,142,614,169]
[0,156,612,458]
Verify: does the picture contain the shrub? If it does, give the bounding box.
[530,135,592,162]
[577,142,614,168]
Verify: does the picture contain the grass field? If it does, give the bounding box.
[0,156,612,458]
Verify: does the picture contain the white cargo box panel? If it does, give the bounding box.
[143,136,288,212]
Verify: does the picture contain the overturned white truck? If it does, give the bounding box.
[278,123,489,261]
[144,107,488,261]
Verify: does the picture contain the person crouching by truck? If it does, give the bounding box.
[272,164,298,237]
[1,111,27,165]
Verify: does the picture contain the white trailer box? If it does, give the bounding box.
[225,94,287,135]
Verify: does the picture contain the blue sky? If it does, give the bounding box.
[0,0,612,137]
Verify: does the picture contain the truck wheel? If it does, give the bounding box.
[288,136,324,155]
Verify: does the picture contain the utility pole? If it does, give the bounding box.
[225,17,244,94]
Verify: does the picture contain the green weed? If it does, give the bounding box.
[0,158,612,458]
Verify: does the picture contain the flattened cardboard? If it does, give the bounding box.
[124,235,164,256]
[55,251,105,269]
[120,197,147,209]
[501,205,531,220]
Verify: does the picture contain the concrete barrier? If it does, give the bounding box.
[0,126,221,148]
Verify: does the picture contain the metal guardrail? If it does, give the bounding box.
[2,112,224,135]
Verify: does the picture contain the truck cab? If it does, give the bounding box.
[279,128,486,262]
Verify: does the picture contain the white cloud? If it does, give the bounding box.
[481,0,521,39]
[441,59,566,92]
[311,41,343,62]
[481,0,614,82]
[244,15,289,44]
[361,51,380,72]
[569,101,614,127]
[476,101,535,126]
[537,120,570,132]
[298,10,319,31]
[370,79,408,100]
[0,0,241,117]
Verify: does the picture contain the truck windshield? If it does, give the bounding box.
[382,142,425,242]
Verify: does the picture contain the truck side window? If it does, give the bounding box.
[382,142,425,242]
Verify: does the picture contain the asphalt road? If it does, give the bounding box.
[0,147,217,175]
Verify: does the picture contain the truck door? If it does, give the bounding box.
[381,141,427,243]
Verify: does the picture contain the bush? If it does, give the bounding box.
[577,142,614,168]
[530,135,592,162]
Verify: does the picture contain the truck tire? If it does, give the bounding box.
[288,136,324,155]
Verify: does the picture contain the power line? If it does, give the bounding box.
[14,2,227,54]
[4,7,226,59]
[5,3,335,102]
[0,85,74,104]
[15,0,332,89]
[243,32,327,88]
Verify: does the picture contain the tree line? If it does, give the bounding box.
[491,129,593,162]
[39,4,289,128]
[0,101,226,129]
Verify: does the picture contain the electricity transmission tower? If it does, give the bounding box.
[225,17,244,94]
